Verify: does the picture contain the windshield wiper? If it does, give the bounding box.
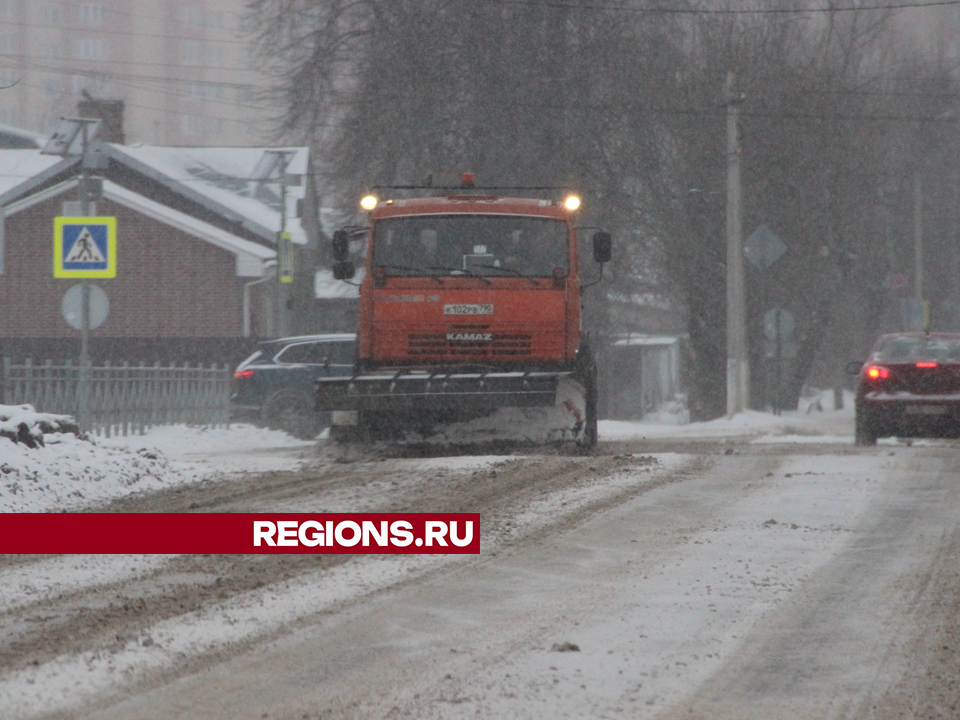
[474,264,539,285]
[375,265,443,284]
[426,266,492,285]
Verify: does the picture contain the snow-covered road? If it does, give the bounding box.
[1,401,959,719]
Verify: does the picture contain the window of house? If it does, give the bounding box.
[182,5,203,26]
[180,40,203,66]
[73,37,108,61]
[180,114,203,136]
[0,32,18,55]
[41,76,61,96]
[40,3,62,27]
[77,3,106,26]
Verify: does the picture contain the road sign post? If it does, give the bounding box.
[44,117,108,431]
[279,231,293,284]
[747,224,789,415]
[763,308,796,415]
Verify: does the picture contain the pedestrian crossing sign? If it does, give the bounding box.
[54,216,116,278]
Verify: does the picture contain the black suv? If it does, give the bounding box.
[231,334,356,439]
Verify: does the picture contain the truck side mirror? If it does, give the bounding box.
[592,231,612,264]
[333,261,355,280]
[332,230,350,262]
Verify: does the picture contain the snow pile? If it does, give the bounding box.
[0,404,78,449]
[0,423,315,513]
[101,423,315,473]
[0,433,178,513]
[600,388,855,443]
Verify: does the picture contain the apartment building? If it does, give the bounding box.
[0,0,272,145]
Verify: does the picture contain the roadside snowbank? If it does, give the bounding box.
[0,424,314,513]
[0,384,861,514]
[0,404,77,448]
[600,389,855,442]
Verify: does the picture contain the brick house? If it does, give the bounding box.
[0,142,323,365]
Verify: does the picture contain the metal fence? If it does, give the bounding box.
[1,358,231,436]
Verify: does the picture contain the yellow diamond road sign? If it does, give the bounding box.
[54,216,116,278]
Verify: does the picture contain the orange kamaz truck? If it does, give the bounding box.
[317,176,611,446]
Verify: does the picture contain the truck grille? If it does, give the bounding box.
[408,332,533,358]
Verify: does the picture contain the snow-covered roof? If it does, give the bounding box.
[103,181,275,277]
[0,150,63,197]
[110,144,309,245]
[3,176,275,277]
[314,267,363,300]
[0,124,45,150]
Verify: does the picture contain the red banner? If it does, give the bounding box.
[0,513,480,554]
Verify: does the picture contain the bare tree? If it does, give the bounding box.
[249,0,960,419]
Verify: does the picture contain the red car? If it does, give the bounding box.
[850,332,960,445]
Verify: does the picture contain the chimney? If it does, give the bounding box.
[78,91,125,144]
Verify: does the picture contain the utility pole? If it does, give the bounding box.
[79,123,91,429]
[41,117,103,431]
[914,170,923,302]
[725,71,749,417]
[75,120,102,431]
[257,150,296,337]
[278,161,291,337]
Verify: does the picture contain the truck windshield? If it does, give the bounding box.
[372,215,568,277]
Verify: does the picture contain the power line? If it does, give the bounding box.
[31,4,251,36]
[13,77,256,131]
[0,19,253,46]
[484,0,960,14]
[15,62,958,126]
[0,52,255,74]
[20,61,271,113]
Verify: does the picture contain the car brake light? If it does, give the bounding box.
[234,369,255,379]
[916,362,938,368]
[865,365,889,379]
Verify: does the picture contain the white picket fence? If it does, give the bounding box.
[1,358,231,436]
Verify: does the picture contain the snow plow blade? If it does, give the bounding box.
[316,370,575,413]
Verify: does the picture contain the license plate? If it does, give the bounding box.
[444,304,493,315]
[905,405,948,416]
